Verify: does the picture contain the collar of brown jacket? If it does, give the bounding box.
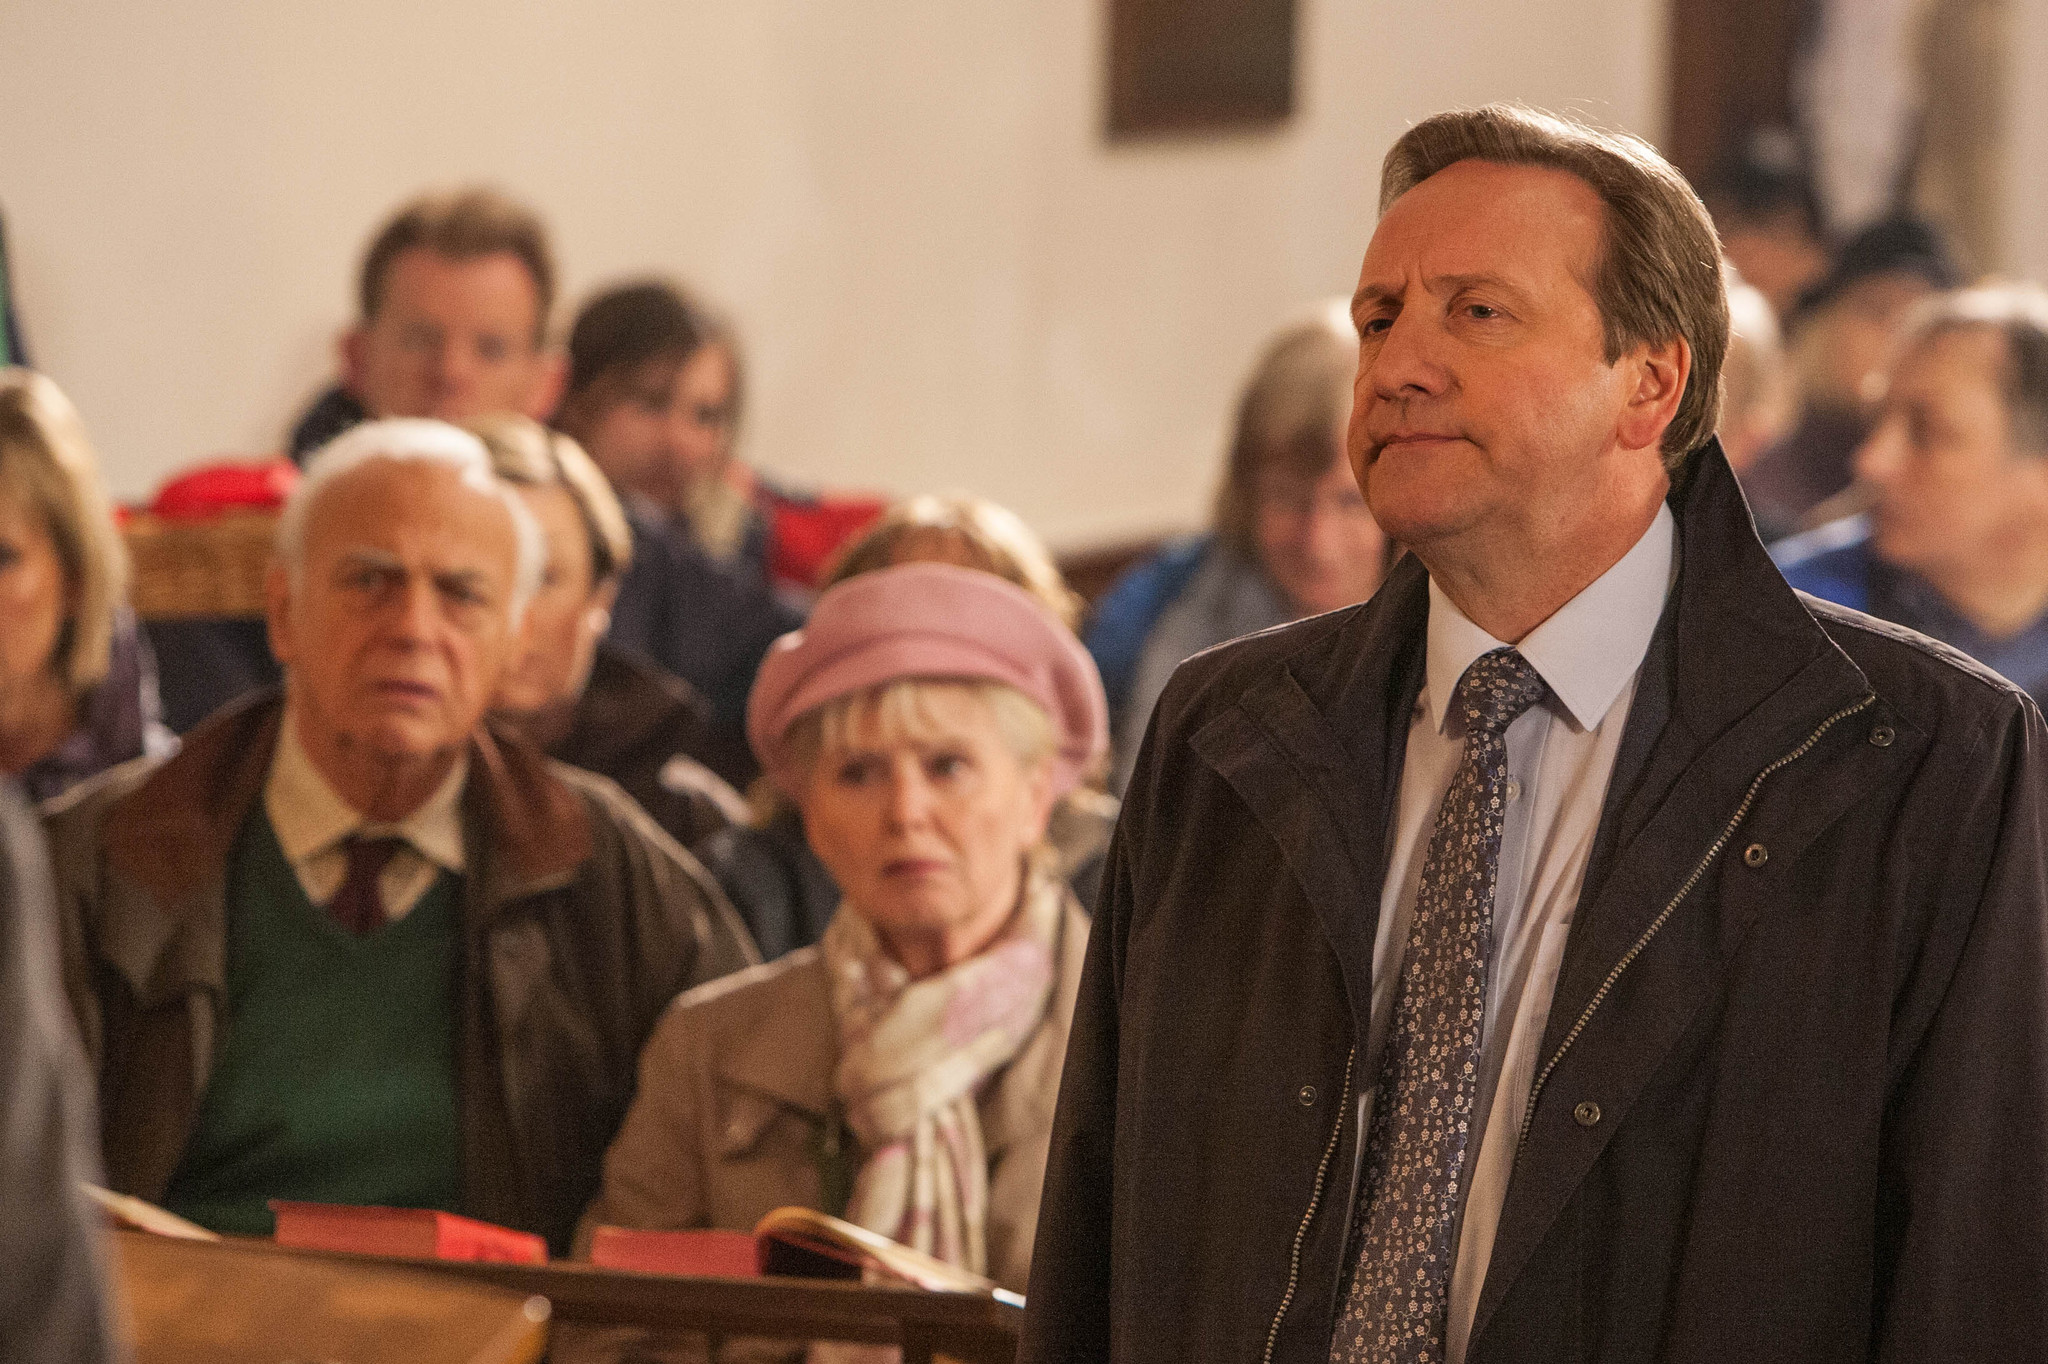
[101,687,594,909]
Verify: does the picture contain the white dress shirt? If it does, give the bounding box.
[264,706,468,922]
[1362,504,1676,1364]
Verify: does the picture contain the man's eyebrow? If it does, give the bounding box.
[335,548,403,573]
[432,567,494,595]
[1354,272,1533,314]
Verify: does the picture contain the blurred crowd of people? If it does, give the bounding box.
[5,149,2048,1361]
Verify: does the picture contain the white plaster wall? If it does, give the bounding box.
[2008,0,2048,283]
[0,0,1665,547]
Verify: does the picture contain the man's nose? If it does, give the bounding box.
[1367,310,1447,401]
[433,338,478,395]
[384,576,440,643]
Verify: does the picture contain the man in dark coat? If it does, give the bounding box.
[1022,106,2047,1364]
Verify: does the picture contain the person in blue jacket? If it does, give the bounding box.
[1776,282,2048,706]
[1086,304,1394,789]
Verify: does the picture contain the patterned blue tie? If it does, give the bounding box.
[1331,647,1547,1364]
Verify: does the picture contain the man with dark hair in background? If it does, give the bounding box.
[1741,217,1961,538]
[156,189,571,735]
[287,187,564,459]
[1023,105,2046,1364]
[1779,284,2048,705]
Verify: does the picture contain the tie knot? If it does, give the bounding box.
[341,833,405,879]
[1453,648,1546,739]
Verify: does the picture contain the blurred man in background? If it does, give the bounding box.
[1741,218,1960,536]
[1778,283,2048,705]
[1703,130,1830,321]
[287,188,563,459]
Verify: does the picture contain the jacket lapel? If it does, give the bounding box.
[1468,448,1905,1344]
[1189,559,1428,1021]
[715,953,838,1124]
[98,691,281,1009]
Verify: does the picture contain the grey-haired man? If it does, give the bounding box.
[48,419,755,1254]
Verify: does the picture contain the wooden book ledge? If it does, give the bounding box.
[111,1230,1024,1364]
[113,1229,549,1364]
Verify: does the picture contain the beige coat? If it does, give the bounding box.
[559,881,1088,1362]
[579,884,1089,1295]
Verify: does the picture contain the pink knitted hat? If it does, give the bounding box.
[747,562,1109,797]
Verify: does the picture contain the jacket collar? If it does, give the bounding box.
[712,889,1093,1153]
[98,687,596,1002]
[551,643,710,775]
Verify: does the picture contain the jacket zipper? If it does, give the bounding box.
[1516,692,1876,1150]
[1263,1045,1356,1364]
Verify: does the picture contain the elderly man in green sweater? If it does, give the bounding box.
[46,418,756,1253]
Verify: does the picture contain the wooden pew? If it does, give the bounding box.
[113,1229,549,1364]
[111,1230,1024,1364]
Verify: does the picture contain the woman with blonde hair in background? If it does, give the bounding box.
[1086,303,1394,790]
[694,493,1116,961]
[577,562,1107,1362]
[0,370,172,802]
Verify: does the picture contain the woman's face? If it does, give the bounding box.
[0,486,70,703]
[496,483,615,713]
[579,345,737,511]
[1253,450,1389,617]
[800,686,1055,977]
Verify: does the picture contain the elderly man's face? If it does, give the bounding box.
[1856,328,2048,586]
[345,248,554,423]
[1348,160,1654,560]
[269,458,523,772]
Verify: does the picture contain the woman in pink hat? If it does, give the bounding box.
[575,562,1107,1330]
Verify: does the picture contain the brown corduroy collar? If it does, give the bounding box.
[101,688,593,908]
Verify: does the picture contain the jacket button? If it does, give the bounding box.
[1297,1085,1317,1108]
[1869,724,1895,747]
[1573,1101,1602,1127]
[1743,842,1768,868]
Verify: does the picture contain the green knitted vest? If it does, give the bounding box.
[162,808,464,1235]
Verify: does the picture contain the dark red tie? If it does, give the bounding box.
[327,835,404,935]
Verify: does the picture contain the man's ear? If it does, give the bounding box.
[1617,334,1691,454]
[264,560,296,669]
[524,350,568,423]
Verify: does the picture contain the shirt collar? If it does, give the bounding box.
[264,701,469,873]
[1423,501,1676,734]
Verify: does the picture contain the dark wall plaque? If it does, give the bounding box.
[1107,0,1296,139]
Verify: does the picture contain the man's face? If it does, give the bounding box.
[1857,328,2048,581]
[345,248,554,422]
[268,458,523,771]
[1348,159,1658,561]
